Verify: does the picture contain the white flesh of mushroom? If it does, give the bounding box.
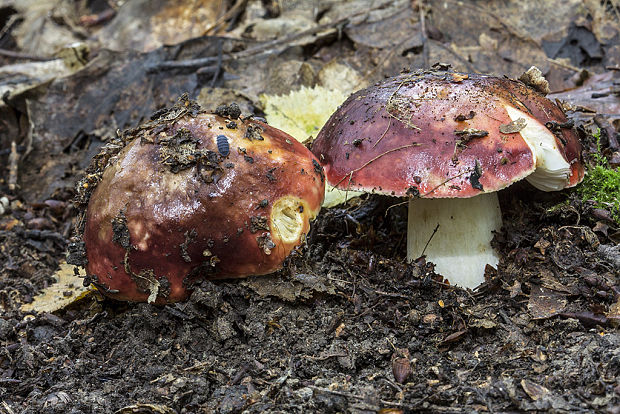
[406,105,571,289]
[504,105,571,191]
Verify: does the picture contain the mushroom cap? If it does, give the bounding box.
[312,71,584,198]
[83,113,325,303]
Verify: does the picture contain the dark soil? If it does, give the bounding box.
[1,1,620,413]
[1,182,619,413]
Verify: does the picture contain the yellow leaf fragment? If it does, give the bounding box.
[21,262,94,313]
[260,86,349,143]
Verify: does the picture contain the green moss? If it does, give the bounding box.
[577,130,620,224]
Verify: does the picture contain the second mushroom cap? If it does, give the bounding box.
[312,70,583,198]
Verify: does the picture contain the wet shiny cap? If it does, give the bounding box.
[80,103,325,303]
[312,69,583,198]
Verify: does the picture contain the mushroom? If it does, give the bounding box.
[71,97,325,303]
[311,68,583,288]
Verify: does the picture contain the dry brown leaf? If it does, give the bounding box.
[21,262,93,313]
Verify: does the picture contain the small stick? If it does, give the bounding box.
[0,49,51,61]
[152,4,409,72]
[421,223,440,256]
[202,0,246,35]
[334,143,422,187]
[420,169,470,197]
[8,141,18,191]
[418,0,429,68]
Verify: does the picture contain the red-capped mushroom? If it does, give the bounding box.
[312,68,583,288]
[71,98,325,303]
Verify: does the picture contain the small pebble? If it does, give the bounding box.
[0,196,8,215]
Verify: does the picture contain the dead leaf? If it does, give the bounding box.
[96,0,221,52]
[521,379,550,401]
[260,86,349,143]
[539,268,573,294]
[499,117,527,134]
[533,238,551,255]
[528,284,567,319]
[116,403,176,414]
[506,280,523,298]
[21,262,93,313]
[469,318,497,329]
[441,329,468,344]
[606,298,620,327]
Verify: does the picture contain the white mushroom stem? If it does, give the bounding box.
[406,192,503,289]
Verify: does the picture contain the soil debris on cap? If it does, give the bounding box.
[250,216,269,233]
[214,102,241,119]
[111,209,131,249]
[245,124,265,141]
[469,160,484,191]
[500,118,527,134]
[454,111,476,122]
[454,128,489,141]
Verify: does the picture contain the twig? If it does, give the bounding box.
[202,0,247,35]
[0,14,20,44]
[308,385,430,410]
[303,352,348,361]
[209,38,224,87]
[334,143,422,188]
[1,400,17,414]
[421,223,440,256]
[150,16,349,72]
[418,0,429,68]
[443,0,537,46]
[151,3,408,72]
[374,290,412,300]
[0,49,51,61]
[384,199,409,216]
[546,57,581,73]
[79,8,117,27]
[8,141,18,191]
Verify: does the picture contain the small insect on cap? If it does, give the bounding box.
[79,99,325,303]
[311,69,583,198]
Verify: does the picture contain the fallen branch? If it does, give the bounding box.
[149,4,408,73]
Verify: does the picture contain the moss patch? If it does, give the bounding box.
[577,132,620,224]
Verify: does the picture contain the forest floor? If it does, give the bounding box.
[1,1,619,413]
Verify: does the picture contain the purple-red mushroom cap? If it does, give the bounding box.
[311,69,584,288]
[78,102,325,303]
[312,70,583,198]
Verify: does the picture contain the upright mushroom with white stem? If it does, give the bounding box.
[311,67,584,289]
